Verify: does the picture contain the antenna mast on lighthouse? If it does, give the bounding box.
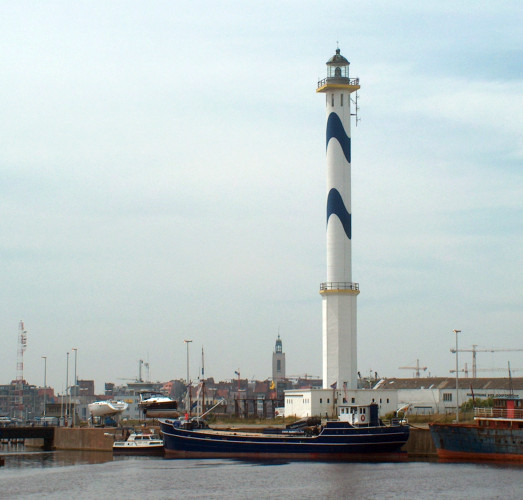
[15,320,28,419]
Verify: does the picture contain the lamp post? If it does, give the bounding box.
[184,340,192,416]
[66,351,70,426]
[453,329,461,422]
[72,348,78,386]
[41,356,47,419]
[72,347,78,427]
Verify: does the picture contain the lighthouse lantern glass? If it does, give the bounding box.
[328,64,348,79]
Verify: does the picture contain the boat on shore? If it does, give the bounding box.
[138,391,178,419]
[88,400,128,417]
[159,402,410,461]
[113,432,164,455]
[429,395,523,462]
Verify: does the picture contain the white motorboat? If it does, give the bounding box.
[138,391,178,418]
[113,432,164,455]
[88,400,128,417]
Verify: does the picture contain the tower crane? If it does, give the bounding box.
[449,345,523,378]
[398,359,427,378]
[472,367,522,374]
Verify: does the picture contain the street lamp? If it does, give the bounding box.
[453,329,461,422]
[72,348,78,427]
[72,348,78,387]
[66,351,70,426]
[184,340,193,416]
[41,356,47,419]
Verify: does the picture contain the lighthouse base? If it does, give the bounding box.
[321,288,359,390]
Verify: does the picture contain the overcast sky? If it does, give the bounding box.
[1,1,522,394]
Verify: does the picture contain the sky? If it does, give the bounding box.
[1,1,522,394]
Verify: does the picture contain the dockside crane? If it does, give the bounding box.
[398,359,427,378]
[449,345,523,378]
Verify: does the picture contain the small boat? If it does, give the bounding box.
[430,395,523,462]
[88,400,128,417]
[138,391,178,418]
[113,432,164,455]
[159,402,410,461]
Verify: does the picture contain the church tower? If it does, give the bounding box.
[272,335,286,381]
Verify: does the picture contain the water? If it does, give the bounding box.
[1,447,522,500]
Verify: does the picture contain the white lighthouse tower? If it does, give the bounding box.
[317,48,360,390]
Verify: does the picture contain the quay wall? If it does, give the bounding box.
[30,425,437,456]
[53,428,115,451]
[403,427,437,457]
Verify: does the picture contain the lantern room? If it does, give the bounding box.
[326,48,350,80]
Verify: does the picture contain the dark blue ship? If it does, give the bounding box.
[159,403,409,460]
[430,395,523,462]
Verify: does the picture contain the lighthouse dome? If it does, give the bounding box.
[326,48,349,66]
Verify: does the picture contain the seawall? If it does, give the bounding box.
[403,427,437,457]
[53,428,116,451]
[27,425,437,456]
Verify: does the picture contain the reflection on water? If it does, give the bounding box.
[1,443,113,468]
[1,445,522,500]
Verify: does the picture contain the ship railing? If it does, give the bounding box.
[474,407,523,419]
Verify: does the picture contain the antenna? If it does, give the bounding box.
[351,92,361,126]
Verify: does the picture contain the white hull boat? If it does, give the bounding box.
[138,391,178,418]
[113,432,164,455]
[88,400,128,417]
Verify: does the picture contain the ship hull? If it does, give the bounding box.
[113,445,164,456]
[143,409,180,419]
[430,423,523,462]
[160,420,409,461]
[138,397,178,419]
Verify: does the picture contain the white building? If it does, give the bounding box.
[285,388,398,419]
[284,378,523,419]
[376,377,523,415]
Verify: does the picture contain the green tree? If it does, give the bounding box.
[460,397,493,411]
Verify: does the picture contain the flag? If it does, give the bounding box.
[330,382,337,389]
[234,371,240,376]
[270,381,275,390]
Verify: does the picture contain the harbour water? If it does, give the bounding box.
[1,446,522,499]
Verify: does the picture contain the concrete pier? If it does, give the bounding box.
[403,427,437,457]
[24,424,437,457]
[53,428,115,451]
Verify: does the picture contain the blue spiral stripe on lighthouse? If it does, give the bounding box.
[326,112,351,164]
[327,188,351,240]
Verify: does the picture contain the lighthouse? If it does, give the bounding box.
[317,48,360,390]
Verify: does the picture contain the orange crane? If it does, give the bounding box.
[449,345,523,378]
[399,359,427,378]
